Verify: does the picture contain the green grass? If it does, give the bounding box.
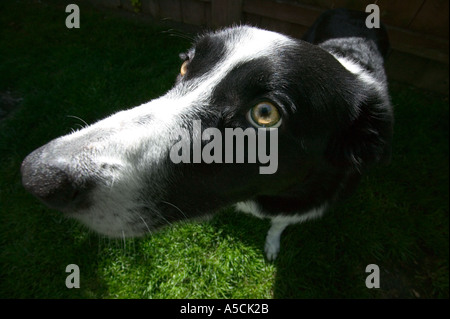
[0,0,448,299]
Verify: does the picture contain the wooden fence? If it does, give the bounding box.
[96,0,449,94]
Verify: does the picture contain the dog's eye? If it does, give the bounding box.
[247,102,282,128]
[180,60,189,76]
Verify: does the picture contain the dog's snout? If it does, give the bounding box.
[21,147,89,211]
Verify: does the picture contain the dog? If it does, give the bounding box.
[21,8,393,260]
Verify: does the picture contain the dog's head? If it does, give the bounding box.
[21,26,392,237]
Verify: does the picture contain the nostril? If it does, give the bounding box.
[21,149,80,211]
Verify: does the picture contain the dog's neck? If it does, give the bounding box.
[256,166,360,216]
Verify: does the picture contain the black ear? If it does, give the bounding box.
[325,92,393,170]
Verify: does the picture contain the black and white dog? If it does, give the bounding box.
[21,9,393,260]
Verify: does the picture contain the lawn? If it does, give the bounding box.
[0,0,448,299]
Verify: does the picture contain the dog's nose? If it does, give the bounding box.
[21,147,83,211]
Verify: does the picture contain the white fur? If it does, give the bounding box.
[235,200,266,219]
[330,52,382,91]
[332,54,381,91]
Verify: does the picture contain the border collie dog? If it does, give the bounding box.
[21,9,393,260]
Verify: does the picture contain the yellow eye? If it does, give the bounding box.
[247,102,282,128]
[180,60,189,76]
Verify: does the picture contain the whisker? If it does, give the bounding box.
[162,29,195,42]
[137,213,153,235]
[160,200,188,220]
[66,115,89,128]
[155,208,173,227]
[122,230,126,251]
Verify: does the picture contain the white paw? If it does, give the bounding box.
[264,236,280,261]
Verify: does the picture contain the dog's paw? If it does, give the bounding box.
[264,236,280,261]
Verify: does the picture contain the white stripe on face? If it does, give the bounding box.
[166,27,295,115]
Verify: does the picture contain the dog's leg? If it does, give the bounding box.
[264,206,327,260]
[265,219,291,261]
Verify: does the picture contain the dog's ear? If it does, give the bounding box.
[325,92,393,170]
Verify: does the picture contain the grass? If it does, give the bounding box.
[0,0,448,299]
